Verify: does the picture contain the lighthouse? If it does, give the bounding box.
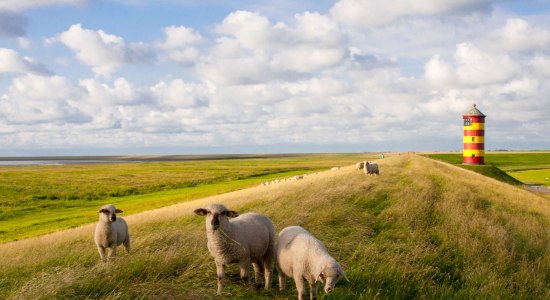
[463,104,486,164]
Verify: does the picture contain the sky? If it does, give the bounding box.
[0,0,549,156]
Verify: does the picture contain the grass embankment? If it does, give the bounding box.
[423,152,550,187]
[0,154,376,243]
[1,154,549,299]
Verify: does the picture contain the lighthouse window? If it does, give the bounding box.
[472,137,476,142]
[464,118,472,126]
[472,154,476,158]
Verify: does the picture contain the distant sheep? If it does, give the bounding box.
[94,204,130,261]
[276,226,348,300]
[363,161,379,176]
[355,162,364,170]
[194,203,275,294]
[331,167,341,171]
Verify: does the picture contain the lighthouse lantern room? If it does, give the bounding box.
[463,104,486,165]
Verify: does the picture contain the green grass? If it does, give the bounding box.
[0,153,376,243]
[1,155,549,299]
[422,152,550,187]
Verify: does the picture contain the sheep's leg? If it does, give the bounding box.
[239,259,250,284]
[123,237,131,254]
[215,262,225,295]
[109,245,117,259]
[263,259,273,290]
[252,261,263,289]
[309,281,318,300]
[277,266,286,291]
[294,276,306,300]
[97,245,106,261]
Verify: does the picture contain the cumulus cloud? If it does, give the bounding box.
[199,10,348,85]
[0,74,90,125]
[158,25,204,63]
[489,18,550,53]
[425,43,519,87]
[0,48,51,75]
[57,24,155,78]
[330,0,494,27]
[80,77,153,106]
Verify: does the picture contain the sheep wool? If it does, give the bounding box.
[277,226,348,300]
[194,203,275,295]
[94,204,130,261]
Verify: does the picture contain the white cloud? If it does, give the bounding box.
[58,24,155,78]
[151,79,209,108]
[158,25,204,63]
[330,0,494,27]
[490,18,550,53]
[0,74,90,125]
[425,43,520,87]
[0,48,51,75]
[80,77,153,106]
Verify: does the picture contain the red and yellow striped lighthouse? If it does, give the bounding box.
[463,104,486,164]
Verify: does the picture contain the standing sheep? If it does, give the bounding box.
[355,161,365,170]
[277,226,348,300]
[363,161,379,175]
[194,203,275,294]
[94,204,130,261]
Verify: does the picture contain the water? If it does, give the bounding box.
[0,160,132,166]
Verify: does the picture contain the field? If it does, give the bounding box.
[0,153,377,243]
[423,152,550,188]
[1,154,549,299]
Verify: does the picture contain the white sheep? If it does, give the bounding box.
[194,203,275,294]
[331,167,341,171]
[356,162,365,170]
[363,160,379,175]
[94,204,130,261]
[276,226,348,300]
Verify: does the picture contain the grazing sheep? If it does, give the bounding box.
[194,203,275,294]
[277,226,348,300]
[356,162,365,170]
[94,204,130,261]
[363,161,379,175]
[331,167,341,171]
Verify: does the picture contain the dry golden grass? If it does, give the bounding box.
[1,154,549,299]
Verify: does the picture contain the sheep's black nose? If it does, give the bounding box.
[211,213,220,229]
[110,215,116,222]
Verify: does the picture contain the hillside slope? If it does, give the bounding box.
[1,155,549,299]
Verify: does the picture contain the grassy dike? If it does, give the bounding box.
[1,154,549,299]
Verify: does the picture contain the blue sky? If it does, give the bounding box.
[0,0,549,156]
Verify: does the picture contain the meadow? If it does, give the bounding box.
[0,154,549,299]
[0,153,376,243]
[423,152,550,187]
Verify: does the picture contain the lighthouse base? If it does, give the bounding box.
[463,156,484,164]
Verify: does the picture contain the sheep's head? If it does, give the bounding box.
[99,204,123,222]
[194,203,239,230]
[317,259,349,294]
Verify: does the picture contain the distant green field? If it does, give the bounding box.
[0,153,375,243]
[423,152,550,187]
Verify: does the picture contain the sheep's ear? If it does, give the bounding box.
[226,210,239,218]
[115,209,123,213]
[194,208,208,216]
[99,208,107,213]
[339,267,350,282]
